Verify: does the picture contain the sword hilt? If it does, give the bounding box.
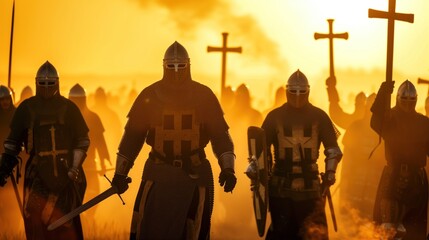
[320,172,329,197]
[104,174,126,205]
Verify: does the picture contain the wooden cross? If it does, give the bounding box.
[369,0,414,106]
[314,19,348,78]
[417,78,429,97]
[207,32,242,100]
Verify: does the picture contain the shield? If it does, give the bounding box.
[246,126,269,237]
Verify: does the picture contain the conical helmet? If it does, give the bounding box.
[396,80,417,112]
[68,84,86,98]
[162,41,191,84]
[286,70,310,108]
[35,61,59,99]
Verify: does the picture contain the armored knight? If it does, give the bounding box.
[69,83,110,219]
[0,85,15,147]
[371,80,429,240]
[262,70,342,239]
[0,61,89,240]
[110,41,237,239]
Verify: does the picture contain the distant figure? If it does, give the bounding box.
[263,86,286,117]
[371,80,429,240]
[229,83,263,128]
[339,93,385,222]
[0,85,20,232]
[69,84,110,220]
[326,76,366,130]
[326,76,383,220]
[15,86,33,107]
[92,87,123,163]
[0,61,89,239]
[220,85,235,116]
[0,86,16,147]
[123,87,138,113]
[224,83,263,236]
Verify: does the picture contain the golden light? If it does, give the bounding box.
[1,0,429,239]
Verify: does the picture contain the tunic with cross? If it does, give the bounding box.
[123,79,232,185]
[5,95,89,239]
[119,77,234,239]
[262,103,339,200]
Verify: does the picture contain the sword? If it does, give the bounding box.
[47,175,130,231]
[10,172,24,219]
[47,186,117,231]
[321,173,338,232]
[325,186,337,232]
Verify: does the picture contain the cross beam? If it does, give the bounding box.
[207,32,242,100]
[368,0,414,84]
[38,126,68,177]
[417,78,429,97]
[314,19,348,78]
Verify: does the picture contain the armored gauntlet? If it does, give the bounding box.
[218,152,237,192]
[0,153,19,187]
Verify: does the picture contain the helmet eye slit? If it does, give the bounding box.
[287,89,308,95]
[165,63,187,70]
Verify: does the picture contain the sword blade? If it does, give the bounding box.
[47,187,117,231]
[10,173,24,219]
[326,188,338,232]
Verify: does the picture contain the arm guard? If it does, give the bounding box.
[211,131,234,159]
[324,146,342,173]
[4,139,22,156]
[67,149,87,181]
[115,153,134,176]
[218,151,235,171]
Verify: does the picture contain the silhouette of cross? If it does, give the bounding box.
[314,19,348,78]
[369,0,414,107]
[369,0,414,84]
[207,32,242,100]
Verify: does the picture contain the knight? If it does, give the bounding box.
[110,41,237,239]
[261,70,342,239]
[371,80,429,240]
[0,61,90,240]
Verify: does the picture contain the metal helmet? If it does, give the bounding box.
[35,61,60,99]
[68,84,86,98]
[286,70,310,108]
[94,87,107,105]
[235,84,251,108]
[0,85,12,99]
[162,41,191,84]
[396,80,417,112]
[20,86,33,100]
[0,85,13,110]
[68,84,87,109]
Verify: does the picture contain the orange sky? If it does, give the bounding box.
[0,0,428,109]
